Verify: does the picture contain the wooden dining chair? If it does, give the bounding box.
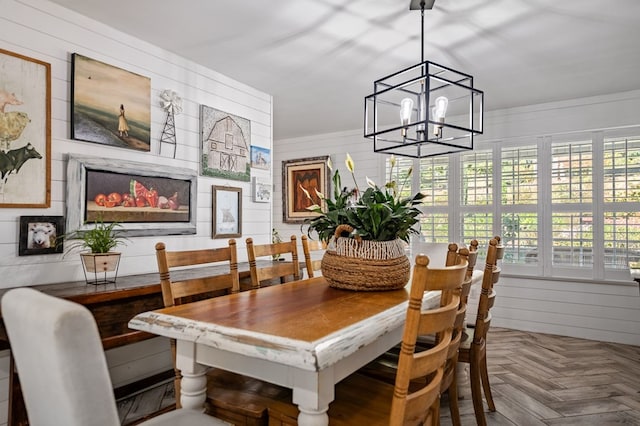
[266,253,468,426]
[156,240,287,425]
[1,287,227,426]
[301,235,325,278]
[360,241,479,426]
[246,235,301,289]
[457,237,503,426]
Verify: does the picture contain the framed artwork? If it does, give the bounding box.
[250,146,270,171]
[66,154,197,237]
[212,185,242,238]
[71,53,151,152]
[282,156,330,224]
[252,177,271,203]
[19,216,64,256]
[200,105,251,181]
[0,48,51,208]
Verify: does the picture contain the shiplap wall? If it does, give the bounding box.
[273,90,640,348]
[273,128,384,243]
[0,0,273,423]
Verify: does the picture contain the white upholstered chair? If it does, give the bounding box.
[1,287,228,426]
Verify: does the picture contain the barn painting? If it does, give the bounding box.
[0,49,51,208]
[200,105,251,181]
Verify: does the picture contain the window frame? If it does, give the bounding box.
[393,126,640,284]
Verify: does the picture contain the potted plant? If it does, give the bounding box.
[303,154,425,291]
[61,217,128,285]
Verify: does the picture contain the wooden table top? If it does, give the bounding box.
[129,277,440,371]
[150,276,410,342]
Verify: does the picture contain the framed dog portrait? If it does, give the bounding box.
[212,185,242,238]
[282,156,330,224]
[19,216,64,256]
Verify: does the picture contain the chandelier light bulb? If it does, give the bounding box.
[400,98,414,125]
[432,96,448,137]
[432,96,448,120]
[400,98,414,138]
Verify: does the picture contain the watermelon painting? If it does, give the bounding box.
[84,169,190,224]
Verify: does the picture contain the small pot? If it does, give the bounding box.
[80,252,121,285]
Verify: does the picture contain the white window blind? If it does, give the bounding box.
[384,128,640,281]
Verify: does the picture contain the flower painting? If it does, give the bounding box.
[282,156,330,224]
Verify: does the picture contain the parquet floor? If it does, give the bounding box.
[441,328,640,425]
[118,327,640,425]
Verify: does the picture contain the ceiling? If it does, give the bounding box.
[49,0,640,140]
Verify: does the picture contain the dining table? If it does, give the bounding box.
[128,274,431,425]
[128,262,483,426]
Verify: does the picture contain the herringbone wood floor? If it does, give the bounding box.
[118,327,640,425]
[441,328,640,425]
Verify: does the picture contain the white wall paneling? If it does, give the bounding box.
[274,91,640,347]
[1,0,273,287]
[1,0,274,420]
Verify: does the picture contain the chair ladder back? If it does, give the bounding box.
[301,235,325,278]
[389,254,467,426]
[493,235,505,261]
[445,243,459,267]
[246,236,301,289]
[473,238,500,345]
[165,246,235,267]
[456,247,473,303]
[466,239,479,280]
[444,246,472,388]
[155,242,174,308]
[169,274,235,301]
[156,240,240,309]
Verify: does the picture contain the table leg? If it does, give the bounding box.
[180,365,208,410]
[297,406,329,426]
[176,341,208,411]
[292,371,333,426]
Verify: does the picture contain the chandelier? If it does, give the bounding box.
[364,0,484,158]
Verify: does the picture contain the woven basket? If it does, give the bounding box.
[321,225,410,291]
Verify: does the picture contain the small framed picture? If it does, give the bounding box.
[250,146,271,171]
[252,177,271,203]
[19,216,64,256]
[282,156,330,223]
[212,186,242,238]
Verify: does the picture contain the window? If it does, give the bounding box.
[386,127,640,282]
[386,156,414,199]
[502,146,537,205]
[418,156,450,241]
[551,212,593,267]
[549,141,593,268]
[603,137,640,268]
[501,146,538,264]
[551,141,592,204]
[461,150,492,206]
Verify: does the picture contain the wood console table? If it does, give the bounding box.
[0,261,273,426]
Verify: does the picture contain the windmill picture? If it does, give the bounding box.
[159,89,182,158]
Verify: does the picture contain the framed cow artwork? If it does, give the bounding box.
[0,48,51,208]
